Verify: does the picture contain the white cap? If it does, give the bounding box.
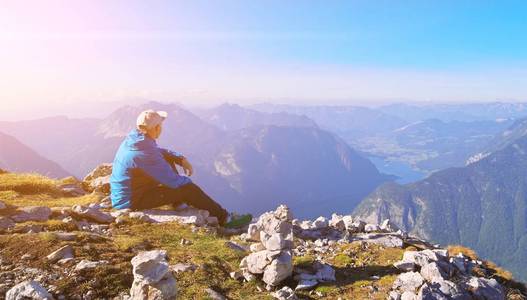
[136,110,168,130]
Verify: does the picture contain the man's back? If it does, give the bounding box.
[110,129,191,209]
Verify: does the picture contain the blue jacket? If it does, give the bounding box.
[110,129,192,209]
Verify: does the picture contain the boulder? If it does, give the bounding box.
[329,213,346,231]
[11,206,52,222]
[354,233,404,248]
[46,245,74,263]
[141,208,209,226]
[312,216,328,229]
[262,251,293,286]
[417,283,448,300]
[260,232,293,251]
[393,272,424,294]
[72,205,114,224]
[271,286,297,300]
[170,263,197,274]
[130,250,177,300]
[83,163,112,193]
[466,277,505,300]
[401,291,417,300]
[129,273,177,300]
[5,280,54,300]
[131,250,169,284]
[420,262,447,281]
[244,250,277,274]
[74,259,108,271]
[430,278,471,299]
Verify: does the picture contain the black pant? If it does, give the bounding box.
[132,182,228,225]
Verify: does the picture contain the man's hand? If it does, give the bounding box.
[180,157,194,176]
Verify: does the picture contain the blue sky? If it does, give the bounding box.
[0,0,526,118]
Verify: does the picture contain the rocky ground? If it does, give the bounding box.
[0,166,526,299]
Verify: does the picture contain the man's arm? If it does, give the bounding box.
[160,148,185,165]
[140,148,192,189]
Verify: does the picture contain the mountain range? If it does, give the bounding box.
[0,102,389,218]
[353,116,527,281]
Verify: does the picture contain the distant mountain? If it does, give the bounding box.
[213,125,390,217]
[193,103,318,131]
[0,102,389,217]
[0,131,70,178]
[353,121,527,281]
[378,102,527,123]
[249,103,407,141]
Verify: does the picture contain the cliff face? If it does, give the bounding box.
[354,132,527,282]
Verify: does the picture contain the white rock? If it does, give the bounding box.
[364,223,380,232]
[129,273,177,300]
[262,251,293,286]
[141,208,209,226]
[244,250,274,274]
[260,232,293,251]
[348,220,366,232]
[250,243,266,252]
[46,245,74,263]
[416,283,448,300]
[72,205,114,224]
[393,272,424,294]
[170,263,197,274]
[131,250,169,284]
[271,286,297,300]
[11,206,52,222]
[312,216,328,229]
[401,291,417,300]
[128,211,156,223]
[6,280,54,300]
[420,262,446,281]
[74,259,107,271]
[295,279,318,290]
[329,214,346,231]
[466,277,505,300]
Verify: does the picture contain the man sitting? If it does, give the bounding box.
[109,110,231,225]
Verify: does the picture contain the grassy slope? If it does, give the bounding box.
[0,173,524,299]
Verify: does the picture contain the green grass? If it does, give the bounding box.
[0,173,98,208]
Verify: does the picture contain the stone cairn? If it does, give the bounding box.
[129,250,177,300]
[240,205,294,288]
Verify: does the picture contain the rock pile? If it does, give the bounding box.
[389,248,506,300]
[129,250,177,300]
[82,163,112,194]
[240,205,294,287]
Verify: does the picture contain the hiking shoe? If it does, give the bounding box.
[223,213,253,229]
